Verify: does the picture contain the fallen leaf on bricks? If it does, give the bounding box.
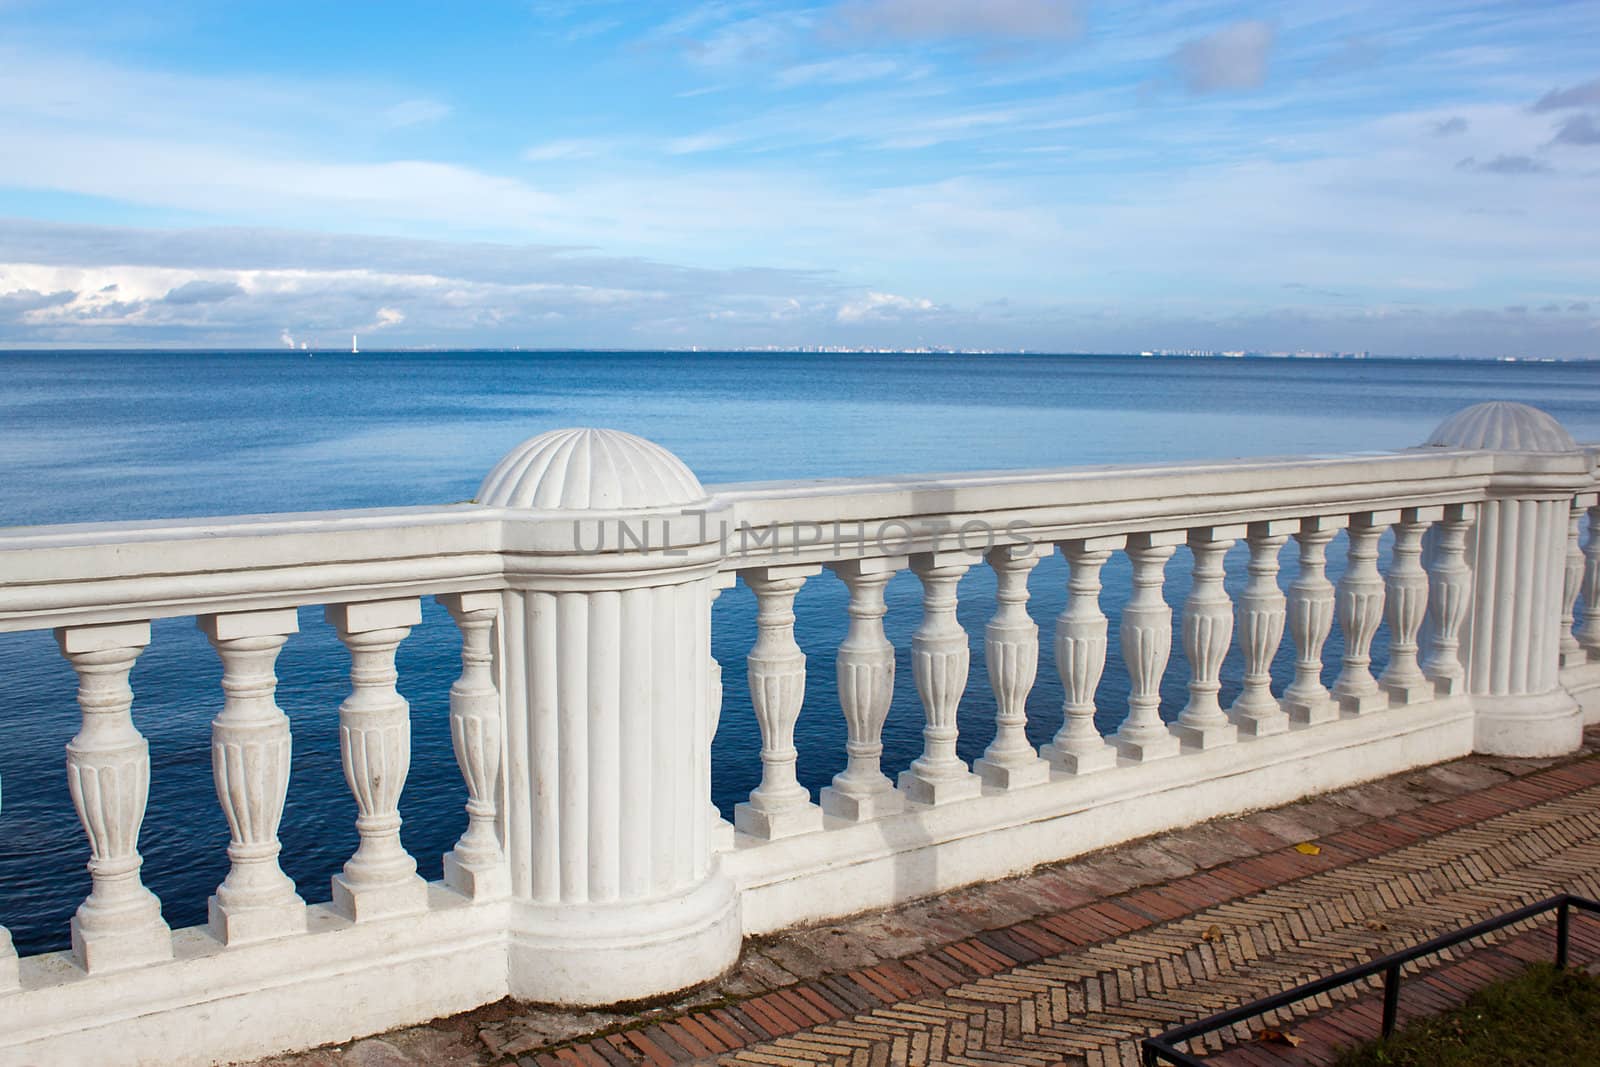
[1294,842,1322,855]
[1365,919,1388,931]
[1255,1028,1303,1047]
[1201,925,1223,942]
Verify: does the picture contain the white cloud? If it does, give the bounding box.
[835,0,1082,41]
[836,290,936,322]
[522,138,614,161]
[382,98,452,127]
[1173,21,1275,94]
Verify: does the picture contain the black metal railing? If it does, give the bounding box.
[1141,892,1600,1066]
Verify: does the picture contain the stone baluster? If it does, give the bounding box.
[1282,516,1344,724]
[707,574,737,848]
[1229,522,1292,737]
[820,557,908,820]
[1113,532,1183,761]
[1421,503,1475,695]
[1174,527,1241,749]
[1560,498,1589,668]
[0,778,17,990]
[734,566,825,838]
[1333,512,1393,714]
[1582,503,1600,661]
[198,608,308,944]
[56,621,172,973]
[974,544,1051,789]
[1379,508,1440,704]
[1042,538,1122,774]
[326,599,428,921]
[899,551,984,804]
[437,592,509,901]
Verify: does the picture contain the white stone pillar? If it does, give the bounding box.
[1282,517,1344,725]
[1113,532,1182,762]
[900,551,983,804]
[975,544,1051,789]
[1333,512,1393,715]
[1581,503,1600,660]
[1174,527,1241,749]
[326,598,428,922]
[1379,508,1440,705]
[1229,522,1291,737]
[821,557,907,820]
[1043,537,1122,774]
[479,428,738,1006]
[1422,402,1588,755]
[1421,503,1474,696]
[1559,499,1587,668]
[198,608,308,944]
[735,565,825,839]
[56,621,172,973]
[437,592,509,901]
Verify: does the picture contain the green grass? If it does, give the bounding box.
[1334,964,1600,1067]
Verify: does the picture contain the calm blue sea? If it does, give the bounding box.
[3,350,1598,956]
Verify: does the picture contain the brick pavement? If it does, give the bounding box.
[252,727,1600,1067]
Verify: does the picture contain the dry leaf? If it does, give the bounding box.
[1255,1028,1304,1047]
[1294,842,1322,856]
[1201,925,1223,942]
[1365,919,1388,931]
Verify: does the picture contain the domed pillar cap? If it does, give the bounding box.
[478,428,708,510]
[1423,402,1577,452]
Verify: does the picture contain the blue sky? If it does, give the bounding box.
[1,0,1597,355]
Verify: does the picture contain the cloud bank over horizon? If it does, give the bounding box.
[0,1,1598,357]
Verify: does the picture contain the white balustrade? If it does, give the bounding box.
[437,592,508,900]
[1379,508,1439,704]
[1582,503,1600,660]
[1560,499,1588,668]
[735,566,825,838]
[1282,517,1344,724]
[1042,537,1122,774]
[1113,533,1182,761]
[326,598,428,921]
[56,621,173,973]
[820,557,908,820]
[1333,512,1392,714]
[199,608,308,944]
[900,551,984,803]
[707,574,738,847]
[1229,522,1291,737]
[1421,503,1475,695]
[975,544,1052,789]
[1174,527,1241,749]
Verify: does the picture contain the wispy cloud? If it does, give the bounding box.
[382,98,452,128]
[832,0,1083,42]
[1549,113,1600,147]
[1431,116,1469,137]
[1532,76,1600,112]
[1172,21,1275,94]
[1455,154,1551,175]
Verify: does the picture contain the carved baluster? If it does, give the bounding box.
[199,609,308,944]
[437,592,509,900]
[899,552,984,804]
[1230,523,1291,737]
[327,599,428,921]
[1379,509,1439,704]
[1333,513,1391,714]
[1582,503,1600,661]
[975,544,1051,789]
[734,566,825,838]
[1113,533,1182,761]
[707,574,737,848]
[1174,527,1241,749]
[1043,538,1123,773]
[1282,517,1344,724]
[1560,498,1589,668]
[821,557,908,820]
[56,621,172,972]
[1422,504,1475,695]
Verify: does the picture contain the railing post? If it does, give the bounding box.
[1114,532,1183,761]
[1381,962,1401,1036]
[1556,899,1571,970]
[900,550,984,803]
[1380,507,1441,705]
[1334,511,1394,714]
[1580,502,1600,660]
[0,772,15,990]
[1560,499,1588,668]
[1421,503,1474,695]
[1283,516,1344,724]
[1174,526,1242,749]
[1423,403,1589,756]
[477,428,738,1006]
[1230,521,1291,737]
[975,543,1052,789]
[822,557,908,819]
[436,592,510,901]
[1043,536,1122,774]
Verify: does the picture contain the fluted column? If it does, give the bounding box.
[707,574,737,848]
[1333,512,1392,714]
[821,557,908,820]
[1042,537,1121,774]
[975,544,1051,789]
[1379,508,1439,704]
[1560,499,1588,668]
[199,608,308,944]
[1174,527,1241,749]
[1229,522,1291,737]
[1114,532,1182,761]
[900,551,983,804]
[327,599,428,921]
[437,592,509,901]
[1581,504,1600,661]
[1421,503,1474,696]
[1282,517,1344,724]
[735,566,825,838]
[56,621,172,973]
